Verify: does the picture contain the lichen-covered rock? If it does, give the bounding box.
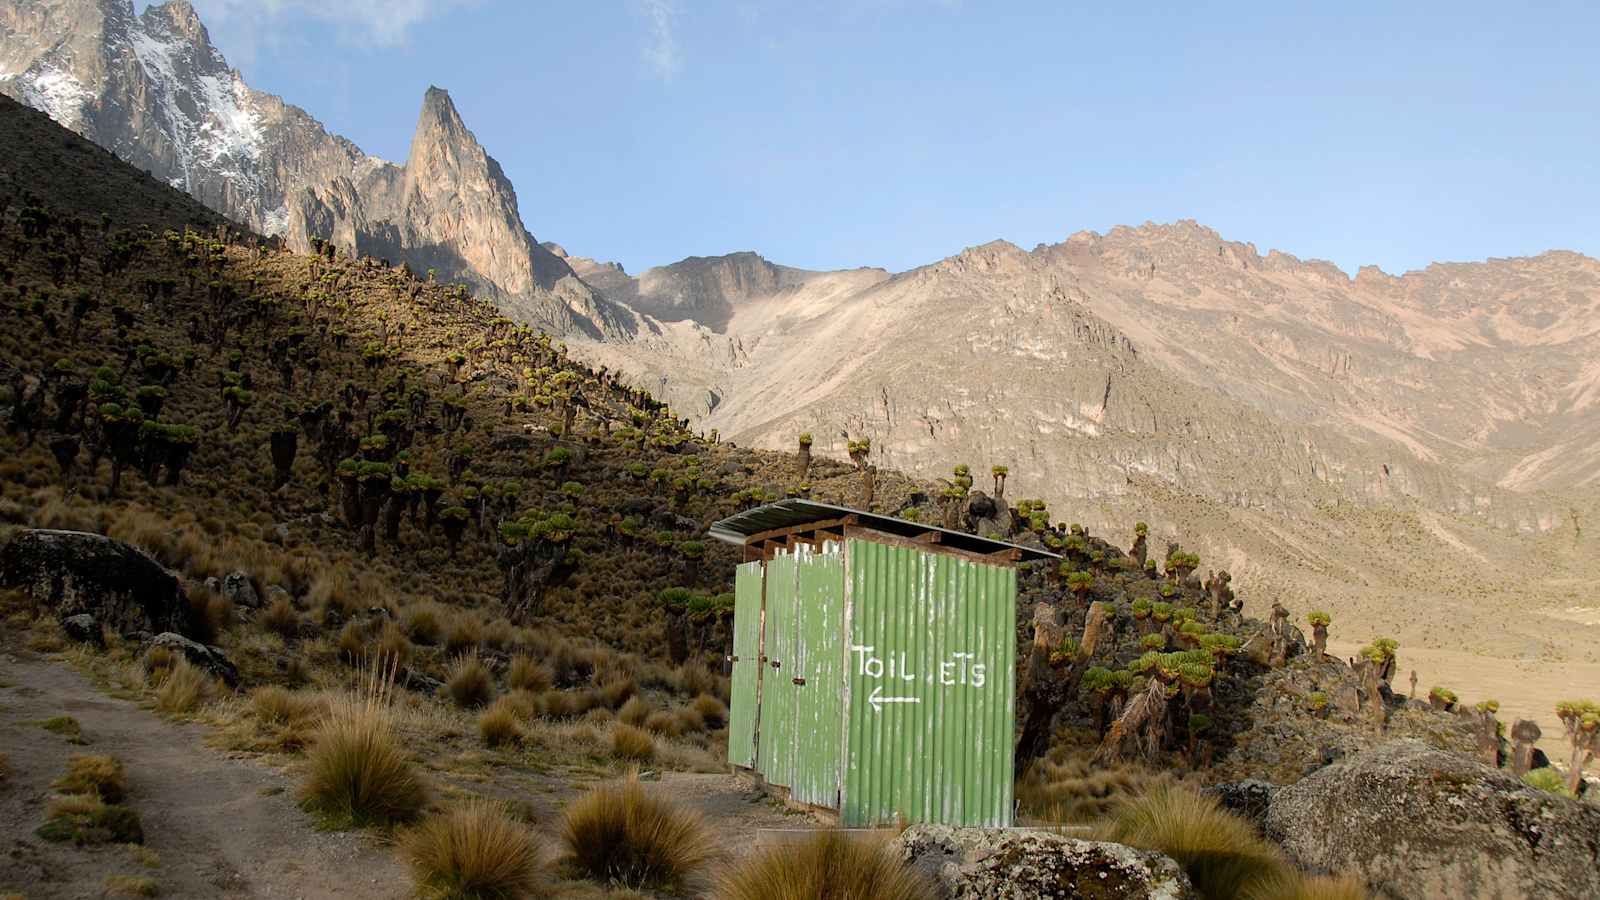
[220,572,261,609]
[1264,740,1600,900]
[894,824,1196,899]
[0,529,195,637]
[60,613,102,647]
[148,632,239,687]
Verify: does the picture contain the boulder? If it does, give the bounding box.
[1263,740,1600,900]
[0,529,196,637]
[1204,779,1276,831]
[60,613,102,647]
[148,632,239,687]
[221,572,261,609]
[894,824,1196,899]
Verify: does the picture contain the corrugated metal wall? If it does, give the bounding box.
[840,539,1016,827]
[757,552,797,787]
[790,542,846,808]
[727,561,764,768]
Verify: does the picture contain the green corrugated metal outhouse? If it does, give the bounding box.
[710,500,1058,828]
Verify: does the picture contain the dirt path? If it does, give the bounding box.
[0,648,408,900]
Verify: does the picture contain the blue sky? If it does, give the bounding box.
[181,1,1599,276]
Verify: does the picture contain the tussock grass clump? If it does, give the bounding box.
[300,660,429,828]
[402,799,543,900]
[479,697,525,748]
[712,830,932,900]
[560,771,717,890]
[35,714,86,743]
[155,660,212,714]
[142,645,178,684]
[618,697,650,727]
[52,754,128,803]
[445,615,484,656]
[1101,784,1292,899]
[447,654,496,710]
[377,621,415,670]
[611,724,656,762]
[260,594,301,638]
[644,711,682,738]
[104,874,160,897]
[674,707,706,734]
[693,694,728,730]
[507,655,552,694]
[251,685,318,726]
[37,793,144,845]
[598,677,637,710]
[407,604,445,646]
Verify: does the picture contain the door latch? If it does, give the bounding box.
[792,677,806,686]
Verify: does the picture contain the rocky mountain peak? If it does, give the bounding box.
[140,1,212,52]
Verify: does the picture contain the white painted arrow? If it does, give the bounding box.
[867,684,922,713]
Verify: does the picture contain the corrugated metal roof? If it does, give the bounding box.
[709,499,1059,562]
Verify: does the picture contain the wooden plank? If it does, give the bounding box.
[742,517,850,547]
[841,525,1019,567]
[988,548,1023,562]
[914,531,943,545]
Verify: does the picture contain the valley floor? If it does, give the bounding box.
[1328,640,1596,761]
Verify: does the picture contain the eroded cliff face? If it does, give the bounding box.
[0,0,629,337]
[572,229,1600,659]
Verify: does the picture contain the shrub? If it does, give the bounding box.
[1101,784,1292,899]
[1522,767,1574,798]
[403,799,543,900]
[479,697,524,748]
[299,662,429,828]
[713,829,931,900]
[560,772,717,890]
[447,654,496,710]
[155,660,212,714]
[611,724,656,762]
[52,755,127,803]
[507,655,552,693]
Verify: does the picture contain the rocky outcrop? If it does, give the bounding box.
[1263,740,1600,900]
[0,1,630,338]
[893,825,1196,899]
[0,529,195,637]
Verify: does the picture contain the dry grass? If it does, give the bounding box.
[250,685,321,749]
[406,604,446,646]
[643,711,682,738]
[1016,752,1159,824]
[692,694,727,730]
[610,724,656,763]
[260,595,301,638]
[479,697,525,748]
[446,615,484,656]
[1242,870,1371,900]
[618,698,650,728]
[447,654,496,710]
[155,660,212,714]
[142,646,178,685]
[712,830,932,900]
[52,754,128,803]
[560,771,718,891]
[104,874,160,897]
[37,792,144,845]
[507,655,552,693]
[402,798,543,900]
[1100,783,1293,900]
[299,661,430,829]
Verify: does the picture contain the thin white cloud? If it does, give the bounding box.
[634,0,681,79]
[184,1,473,50]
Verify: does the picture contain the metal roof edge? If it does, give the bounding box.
[709,499,1060,562]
